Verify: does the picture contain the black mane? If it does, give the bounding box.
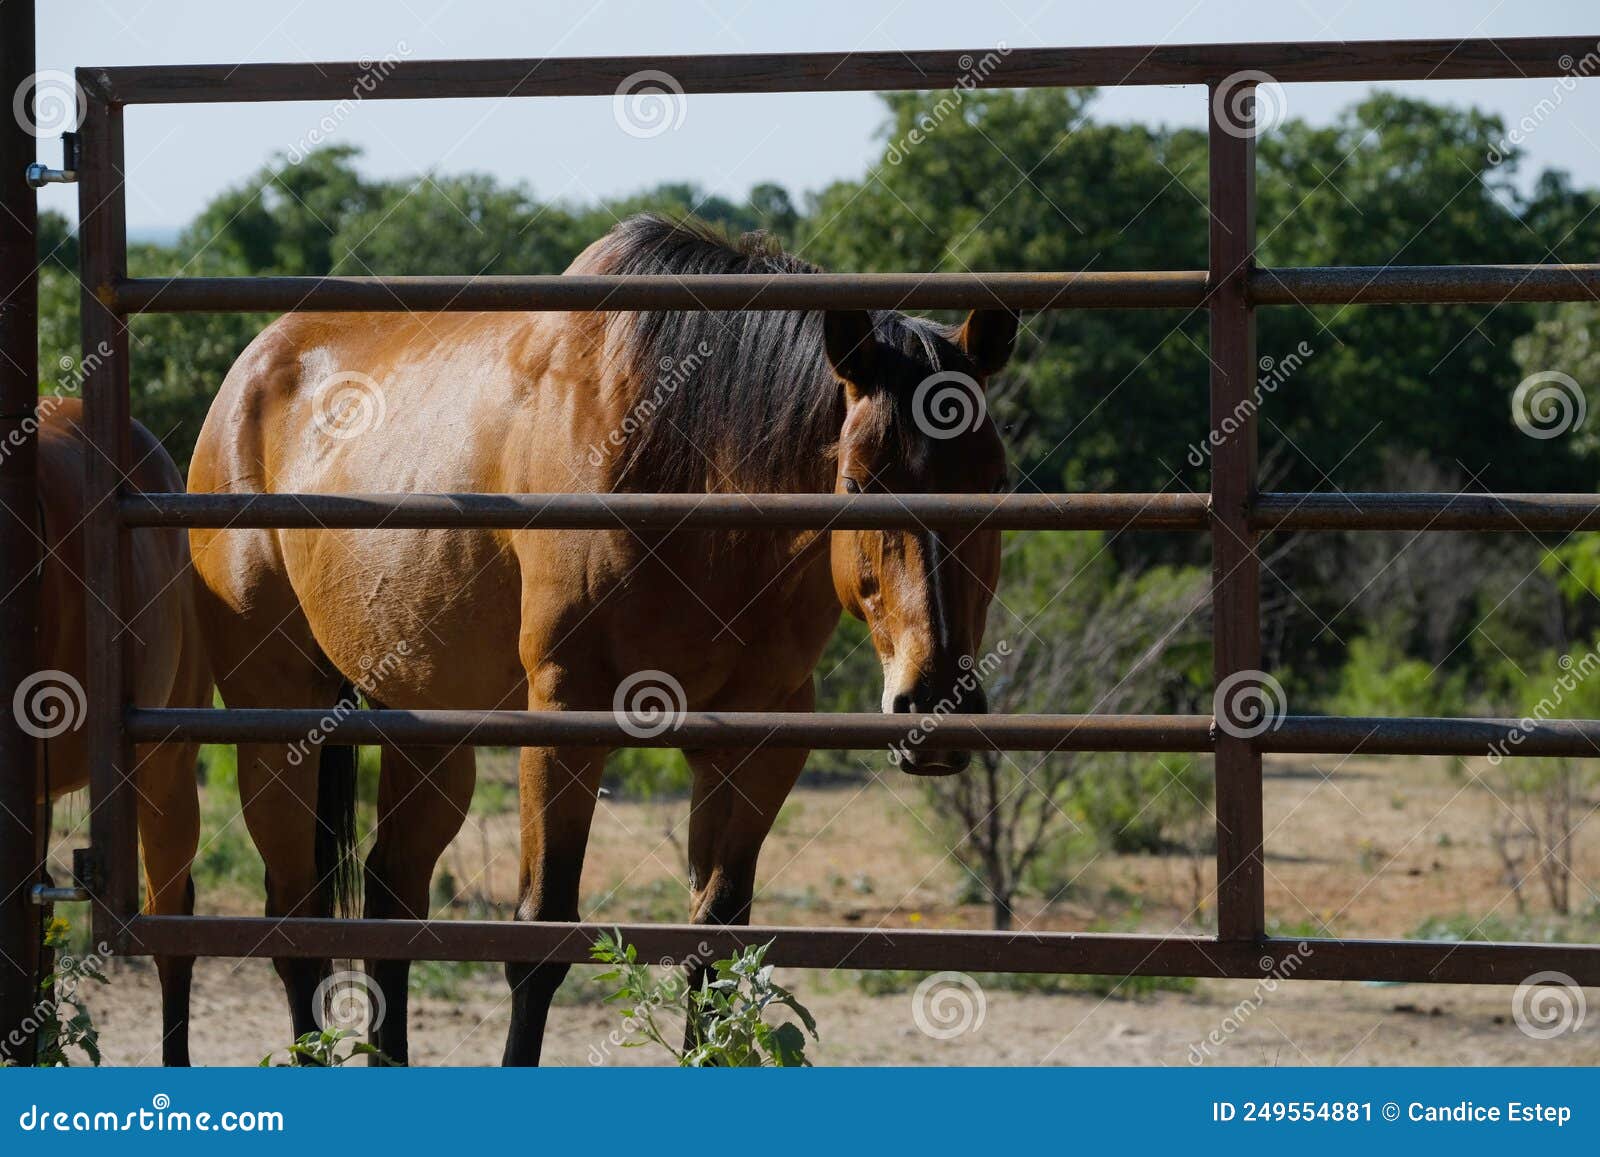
[588,214,944,494]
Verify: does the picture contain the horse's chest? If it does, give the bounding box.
[579,541,839,708]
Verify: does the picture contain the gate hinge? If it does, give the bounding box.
[25,131,78,187]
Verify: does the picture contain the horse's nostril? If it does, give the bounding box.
[890,692,914,715]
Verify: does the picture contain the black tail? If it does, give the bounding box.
[314,684,361,920]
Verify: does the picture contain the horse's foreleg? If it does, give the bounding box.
[362,744,475,1065]
[136,740,201,1067]
[680,728,809,1054]
[503,743,606,1067]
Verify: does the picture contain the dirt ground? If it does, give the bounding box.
[58,752,1600,1066]
[87,957,1600,1067]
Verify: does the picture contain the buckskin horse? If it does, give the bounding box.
[29,400,212,1065]
[187,214,1016,1065]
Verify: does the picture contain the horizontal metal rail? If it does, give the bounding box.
[1252,264,1600,305]
[122,490,1600,533]
[128,709,1216,751]
[105,264,1600,314]
[1252,492,1600,532]
[119,491,1210,531]
[120,916,1600,984]
[127,708,1600,757]
[85,35,1598,105]
[107,272,1208,313]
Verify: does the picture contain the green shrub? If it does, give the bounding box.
[1330,635,1466,716]
[591,933,818,1066]
[1067,755,1216,855]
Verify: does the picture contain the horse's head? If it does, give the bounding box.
[823,307,1017,776]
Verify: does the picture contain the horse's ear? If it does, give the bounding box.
[957,309,1020,377]
[823,310,877,388]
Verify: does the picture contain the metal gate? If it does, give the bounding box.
[6,26,1600,1057]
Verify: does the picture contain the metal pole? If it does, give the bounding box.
[0,0,41,1066]
[76,88,138,947]
[1207,81,1266,941]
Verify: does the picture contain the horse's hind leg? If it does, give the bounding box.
[135,738,201,1066]
[502,743,607,1067]
[362,742,474,1065]
[199,601,348,1048]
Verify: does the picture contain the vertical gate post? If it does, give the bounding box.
[0,0,42,1064]
[75,84,139,948]
[1207,80,1267,940]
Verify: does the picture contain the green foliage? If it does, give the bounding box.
[1330,635,1468,717]
[1067,756,1216,855]
[33,917,108,1067]
[409,959,500,1002]
[603,747,692,799]
[590,931,817,1066]
[189,744,266,899]
[921,531,1211,926]
[1409,912,1524,943]
[260,1029,394,1067]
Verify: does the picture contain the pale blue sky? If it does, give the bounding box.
[31,0,1600,235]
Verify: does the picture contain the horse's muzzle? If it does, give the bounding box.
[894,748,973,777]
[886,684,985,777]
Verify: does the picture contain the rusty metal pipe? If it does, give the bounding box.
[88,36,1599,106]
[1256,492,1600,532]
[121,916,1600,984]
[1251,264,1600,305]
[127,708,1600,758]
[119,491,1211,531]
[108,271,1209,313]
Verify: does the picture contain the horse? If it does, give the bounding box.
[28,400,212,1066]
[187,213,1016,1065]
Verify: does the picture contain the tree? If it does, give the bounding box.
[921,531,1210,929]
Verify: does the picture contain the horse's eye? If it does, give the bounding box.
[842,478,862,495]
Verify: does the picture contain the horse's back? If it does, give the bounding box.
[186,311,589,708]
